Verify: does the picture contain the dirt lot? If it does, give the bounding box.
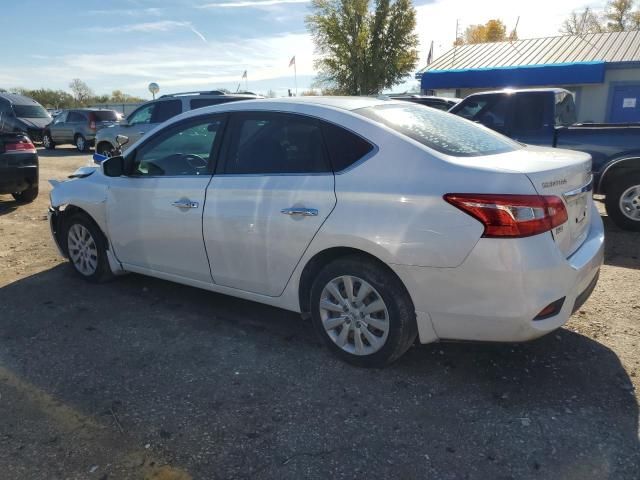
[0,147,639,480]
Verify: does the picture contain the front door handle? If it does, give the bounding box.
[281,207,318,216]
[172,199,199,209]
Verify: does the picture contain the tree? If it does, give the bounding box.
[69,79,93,105]
[306,0,419,95]
[605,0,635,31]
[561,8,604,35]
[560,1,640,34]
[455,19,512,45]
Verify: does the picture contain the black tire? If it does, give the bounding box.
[604,172,640,232]
[42,132,55,150]
[12,184,38,203]
[64,213,114,283]
[96,142,114,157]
[75,134,89,152]
[310,255,418,368]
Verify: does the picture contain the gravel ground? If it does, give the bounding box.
[0,147,638,480]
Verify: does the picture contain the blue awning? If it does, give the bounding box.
[420,61,606,90]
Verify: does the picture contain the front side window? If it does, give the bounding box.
[132,117,222,177]
[128,104,154,125]
[223,112,329,174]
[53,112,67,124]
[357,103,519,157]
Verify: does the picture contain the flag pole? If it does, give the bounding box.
[294,61,297,96]
[245,71,248,92]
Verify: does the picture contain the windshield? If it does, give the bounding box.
[13,104,50,119]
[357,103,519,157]
[93,110,118,121]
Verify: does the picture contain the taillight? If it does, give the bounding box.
[88,113,96,130]
[4,140,36,154]
[444,193,568,238]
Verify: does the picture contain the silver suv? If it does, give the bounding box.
[43,108,119,152]
[94,91,260,156]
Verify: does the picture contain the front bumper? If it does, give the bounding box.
[393,203,605,344]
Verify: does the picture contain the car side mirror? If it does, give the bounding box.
[102,155,133,177]
[115,134,129,147]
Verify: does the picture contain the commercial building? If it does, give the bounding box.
[416,30,640,123]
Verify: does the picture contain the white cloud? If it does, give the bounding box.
[199,0,309,8]
[91,21,191,33]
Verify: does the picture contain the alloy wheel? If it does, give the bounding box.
[76,136,85,151]
[67,224,98,276]
[319,275,390,356]
[619,184,640,221]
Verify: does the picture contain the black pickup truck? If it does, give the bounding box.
[0,133,39,202]
[450,88,640,231]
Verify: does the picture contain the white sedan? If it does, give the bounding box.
[49,97,604,367]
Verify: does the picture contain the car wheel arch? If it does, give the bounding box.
[53,205,109,256]
[297,246,412,317]
[599,157,640,194]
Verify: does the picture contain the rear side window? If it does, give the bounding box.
[357,103,519,157]
[222,112,329,174]
[150,100,182,123]
[190,98,225,109]
[511,93,550,133]
[67,112,85,122]
[92,110,118,121]
[321,122,373,171]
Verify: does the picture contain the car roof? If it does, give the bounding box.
[244,96,396,111]
[465,87,571,97]
[0,93,44,106]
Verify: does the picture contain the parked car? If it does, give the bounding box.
[43,108,120,152]
[0,133,38,202]
[93,90,261,156]
[388,94,461,111]
[48,97,603,367]
[0,93,51,143]
[450,88,640,231]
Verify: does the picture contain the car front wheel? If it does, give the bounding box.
[12,184,38,203]
[65,213,114,282]
[310,256,417,367]
[605,173,640,231]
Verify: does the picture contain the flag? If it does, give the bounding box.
[241,70,247,79]
[426,41,434,66]
[289,56,296,68]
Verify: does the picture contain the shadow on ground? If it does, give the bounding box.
[0,261,638,479]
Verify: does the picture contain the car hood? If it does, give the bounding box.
[17,117,51,130]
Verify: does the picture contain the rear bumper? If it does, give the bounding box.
[0,165,38,194]
[393,203,605,344]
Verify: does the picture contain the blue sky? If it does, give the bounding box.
[1,0,595,98]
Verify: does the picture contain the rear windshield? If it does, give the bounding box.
[13,104,50,119]
[356,103,519,157]
[92,110,118,121]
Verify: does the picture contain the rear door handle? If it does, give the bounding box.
[281,207,318,216]
[172,199,199,209]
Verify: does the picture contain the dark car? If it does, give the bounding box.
[0,93,52,143]
[388,94,461,111]
[450,88,640,231]
[43,108,120,152]
[0,133,38,202]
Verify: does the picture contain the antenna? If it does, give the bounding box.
[452,19,461,68]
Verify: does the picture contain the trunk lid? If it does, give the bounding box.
[447,145,593,257]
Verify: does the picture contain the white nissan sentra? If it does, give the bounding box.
[49,97,604,367]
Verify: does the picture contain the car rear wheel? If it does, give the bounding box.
[605,173,640,231]
[12,184,38,203]
[75,135,88,152]
[310,256,417,367]
[65,213,114,282]
[42,132,55,150]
